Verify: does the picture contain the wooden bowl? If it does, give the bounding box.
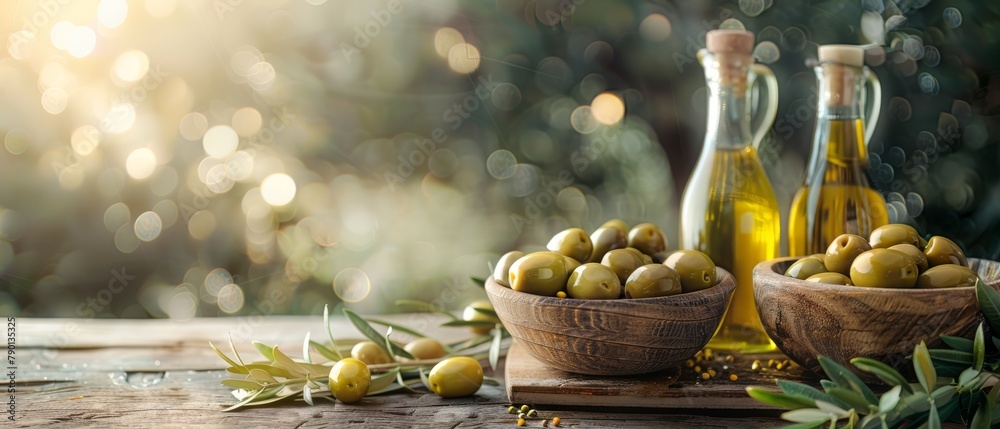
[486,267,736,376]
[754,257,1000,375]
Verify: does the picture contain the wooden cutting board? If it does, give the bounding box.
[505,341,819,409]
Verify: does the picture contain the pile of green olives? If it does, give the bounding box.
[493,220,718,299]
[784,224,979,289]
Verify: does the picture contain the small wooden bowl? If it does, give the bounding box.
[486,268,736,376]
[754,257,1000,375]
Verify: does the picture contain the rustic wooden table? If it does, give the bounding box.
[17,315,794,428]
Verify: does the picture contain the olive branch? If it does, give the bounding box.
[748,280,1000,428]
[210,288,508,411]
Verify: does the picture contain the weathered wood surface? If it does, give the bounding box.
[754,257,1000,375]
[18,316,794,428]
[506,342,814,409]
[486,268,736,376]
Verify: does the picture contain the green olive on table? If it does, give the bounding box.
[849,249,918,288]
[492,250,524,287]
[328,358,371,403]
[869,224,922,249]
[924,236,968,268]
[805,272,853,285]
[351,341,392,365]
[546,228,593,263]
[462,300,499,336]
[404,338,448,360]
[663,250,716,293]
[428,356,483,398]
[508,252,571,297]
[625,264,682,298]
[588,226,628,262]
[562,254,581,273]
[825,234,872,275]
[888,243,929,273]
[785,257,827,280]
[627,223,667,256]
[601,248,646,284]
[916,265,979,289]
[567,263,622,299]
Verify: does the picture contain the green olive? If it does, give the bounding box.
[328,358,371,403]
[825,234,872,275]
[351,341,392,365]
[805,272,853,285]
[849,249,918,288]
[888,244,929,272]
[428,356,483,398]
[492,250,524,287]
[663,250,716,293]
[462,300,499,336]
[546,228,593,263]
[404,338,447,360]
[784,257,828,280]
[567,263,622,299]
[924,236,968,268]
[508,252,571,297]
[627,223,667,256]
[624,264,682,298]
[562,255,581,273]
[601,248,646,283]
[588,226,628,262]
[601,219,629,235]
[916,264,979,289]
[869,224,921,249]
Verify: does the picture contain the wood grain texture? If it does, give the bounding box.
[505,341,814,409]
[486,268,736,376]
[17,316,795,428]
[754,257,1000,375]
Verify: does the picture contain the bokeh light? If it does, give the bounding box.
[590,93,625,125]
[126,148,157,179]
[261,173,297,206]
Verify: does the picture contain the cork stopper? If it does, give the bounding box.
[706,30,755,54]
[818,45,864,67]
[817,45,864,107]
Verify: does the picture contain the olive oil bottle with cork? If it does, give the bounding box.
[789,45,888,256]
[679,30,780,353]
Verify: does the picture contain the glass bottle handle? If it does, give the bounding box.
[750,64,778,151]
[862,67,882,147]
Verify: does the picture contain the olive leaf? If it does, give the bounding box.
[779,422,825,429]
[365,318,428,338]
[222,379,263,391]
[302,384,314,406]
[780,408,835,424]
[776,380,850,410]
[877,385,901,414]
[818,356,879,406]
[450,335,493,352]
[745,387,816,410]
[308,340,341,362]
[302,332,312,364]
[973,323,985,372]
[228,333,246,367]
[971,397,993,429]
[976,280,1000,334]
[913,341,937,393]
[323,305,344,361]
[271,346,307,377]
[928,349,974,365]
[418,367,432,391]
[253,341,275,361]
[394,299,459,321]
[825,387,872,413]
[226,363,295,379]
[939,335,974,353]
[369,367,401,393]
[489,324,503,372]
[851,358,912,394]
[472,307,499,318]
[222,387,269,412]
[482,376,501,386]
[210,341,241,369]
[470,276,487,287]
[927,401,941,429]
[344,309,415,360]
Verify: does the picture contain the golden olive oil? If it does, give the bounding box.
[680,146,780,353]
[789,119,888,256]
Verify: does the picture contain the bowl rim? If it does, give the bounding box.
[754,256,996,293]
[486,266,736,306]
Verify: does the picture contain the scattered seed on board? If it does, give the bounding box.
[517,417,526,427]
[730,374,738,382]
[508,406,517,414]
[556,291,567,298]
[552,416,561,426]
[518,412,527,419]
[520,405,530,413]
[527,409,538,418]
[701,372,710,380]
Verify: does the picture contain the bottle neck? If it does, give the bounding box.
[815,63,868,161]
[703,53,753,150]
